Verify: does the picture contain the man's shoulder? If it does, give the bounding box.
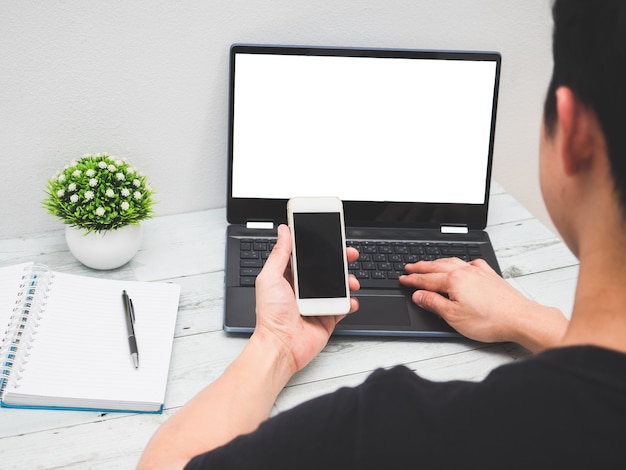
[356,345,626,424]
[484,345,626,389]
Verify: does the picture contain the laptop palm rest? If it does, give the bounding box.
[224,287,458,337]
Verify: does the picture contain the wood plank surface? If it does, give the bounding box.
[0,183,578,469]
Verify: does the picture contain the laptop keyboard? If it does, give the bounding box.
[239,239,276,286]
[238,238,483,288]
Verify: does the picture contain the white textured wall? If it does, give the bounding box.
[0,0,554,238]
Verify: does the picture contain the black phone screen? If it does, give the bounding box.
[292,212,346,299]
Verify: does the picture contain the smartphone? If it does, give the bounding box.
[287,197,350,316]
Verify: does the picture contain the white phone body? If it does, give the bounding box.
[287,197,350,316]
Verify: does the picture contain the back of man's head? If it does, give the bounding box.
[544,0,626,214]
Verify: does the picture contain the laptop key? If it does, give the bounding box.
[253,241,268,251]
[241,268,262,277]
[240,277,256,287]
[241,259,263,267]
[410,245,425,254]
[441,246,468,256]
[467,246,482,256]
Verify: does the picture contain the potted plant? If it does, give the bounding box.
[43,153,155,270]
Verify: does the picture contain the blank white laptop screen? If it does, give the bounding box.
[232,51,498,205]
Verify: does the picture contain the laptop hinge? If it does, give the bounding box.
[441,225,469,234]
[246,221,274,230]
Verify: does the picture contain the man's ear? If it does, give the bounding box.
[555,86,597,176]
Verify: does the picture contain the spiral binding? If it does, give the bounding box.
[0,264,54,395]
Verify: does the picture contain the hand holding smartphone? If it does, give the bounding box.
[287,197,351,316]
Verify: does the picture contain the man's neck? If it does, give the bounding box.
[561,242,626,354]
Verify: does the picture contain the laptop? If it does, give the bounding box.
[224,44,502,337]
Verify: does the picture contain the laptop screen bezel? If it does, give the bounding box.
[226,44,501,230]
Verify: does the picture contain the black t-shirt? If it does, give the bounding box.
[185,346,626,469]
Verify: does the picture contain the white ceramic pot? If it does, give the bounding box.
[65,224,143,270]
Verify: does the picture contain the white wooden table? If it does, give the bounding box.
[0,181,578,469]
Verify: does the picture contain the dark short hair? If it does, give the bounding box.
[544,0,626,212]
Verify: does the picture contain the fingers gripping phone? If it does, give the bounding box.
[287,197,351,316]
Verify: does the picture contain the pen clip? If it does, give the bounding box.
[129,298,136,324]
[123,289,135,324]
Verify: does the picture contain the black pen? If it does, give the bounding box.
[122,290,139,368]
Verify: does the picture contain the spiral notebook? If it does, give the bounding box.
[0,262,181,413]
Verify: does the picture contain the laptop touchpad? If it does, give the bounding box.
[339,294,411,326]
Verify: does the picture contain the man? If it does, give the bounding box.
[138,0,626,467]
